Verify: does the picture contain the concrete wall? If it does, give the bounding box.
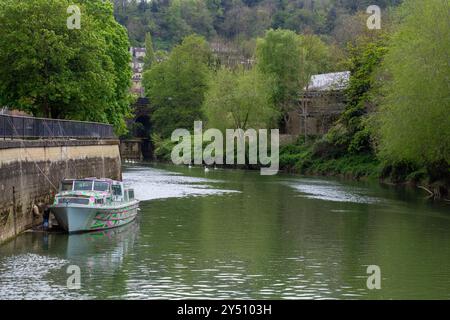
[120,138,153,161]
[0,139,121,244]
[120,139,144,161]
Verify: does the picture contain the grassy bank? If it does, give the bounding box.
[279,138,380,180]
[279,137,449,200]
[151,134,448,200]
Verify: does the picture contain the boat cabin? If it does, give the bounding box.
[55,178,135,206]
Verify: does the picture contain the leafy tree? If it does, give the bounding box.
[178,0,216,39]
[376,0,450,172]
[256,30,337,131]
[144,32,155,70]
[203,67,278,131]
[111,0,403,50]
[154,49,169,62]
[256,29,303,123]
[0,0,132,134]
[80,0,134,135]
[143,35,212,137]
[342,37,387,152]
[299,34,337,88]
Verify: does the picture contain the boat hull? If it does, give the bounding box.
[50,201,139,233]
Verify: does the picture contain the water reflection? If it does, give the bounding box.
[123,165,238,201]
[1,164,449,299]
[285,178,381,204]
[0,221,139,300]
[66,220,139,272]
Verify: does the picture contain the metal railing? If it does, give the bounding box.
[0,114,115,139]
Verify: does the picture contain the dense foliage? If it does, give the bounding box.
[113,0,402,48]
[0,0,133,134]
[277,0,449,193]
[256,29,304,118]
[256,30,339,129]
[325,36,388,155]
[203,67,278,131]
[143,32,155,70]
[376,0,450,181]
[1,0,446,194]
[143,35,212,137]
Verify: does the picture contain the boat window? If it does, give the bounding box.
[74,180,93,191]
[61,181,73,191]
[95,198,104,205]
[94,181,109,192]
[58,198,90,205]
[112,184,122,196]
[128,189,135,200]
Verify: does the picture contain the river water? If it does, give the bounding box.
[0,163,449,299]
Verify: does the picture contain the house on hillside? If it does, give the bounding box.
[130,47,147,97]
[131,47,146,60]
[210,40,254,69]
[286,71,350,136]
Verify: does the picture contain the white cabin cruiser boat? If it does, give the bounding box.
[50,178,140,233]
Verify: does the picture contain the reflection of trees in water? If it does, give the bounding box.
[4,165,450,299]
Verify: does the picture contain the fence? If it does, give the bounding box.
[0,114,115,139]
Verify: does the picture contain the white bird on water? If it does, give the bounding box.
[204,166,210,172]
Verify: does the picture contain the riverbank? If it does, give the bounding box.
[0,139,122,244]
[151,136,449,201]
[278,139,449,200]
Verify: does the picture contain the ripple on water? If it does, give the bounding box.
[0,254,90,300]
[123,166,239,201]
[286,179,380,204]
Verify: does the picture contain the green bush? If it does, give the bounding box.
[151,134,176,162]
[380,160,418,183]
[311,138,346,160]
[348,126,372,154]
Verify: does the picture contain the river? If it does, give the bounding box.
[0,163,449,299]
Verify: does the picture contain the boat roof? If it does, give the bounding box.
[62,178,118,183]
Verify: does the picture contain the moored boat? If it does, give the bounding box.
[50,178,140,233]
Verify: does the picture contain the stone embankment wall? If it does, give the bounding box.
[0,139,121,244]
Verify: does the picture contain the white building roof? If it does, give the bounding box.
[305,71,350,91]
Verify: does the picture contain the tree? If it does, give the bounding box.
[256,29,337,132]
[144,32,155,70]
[80,0,134,135]
[143,35,212,137]
[298,34,335,83]
[178,0,216,39]
[109,0,403,50]
[203,67,278,131]
[256,29,303,127]
[326,36,388,154]
[0,0,132,134]
[376,0,450,173]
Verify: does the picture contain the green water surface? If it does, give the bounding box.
[0,163,449,299]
